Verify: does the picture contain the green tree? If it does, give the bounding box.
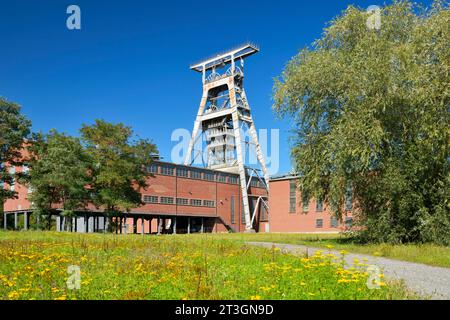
[273,1,449,244]
[80,119,157,231]
[27,130,91,229]
[0,98,31,208]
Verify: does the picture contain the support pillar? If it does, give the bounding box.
[149,218,152,234]
[56,216,61,232]
[84,214,88,233]
[157,218,161,235]
[14,213,18,230]
[133,217,137,234]
[3,213,7,230]
[141,216,145,235]
[201,217,204,233]
[173,217,177,234]
[187,217,191,234]
[24,212,28,231]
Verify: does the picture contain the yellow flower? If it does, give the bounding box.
[250,295,261,300]
[340,250,349,255]
[8,291,20,299]
[300,282,306,286]
[55,295,67,300]
[326,245,334,249]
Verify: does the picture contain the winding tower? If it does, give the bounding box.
[184,43,269,232]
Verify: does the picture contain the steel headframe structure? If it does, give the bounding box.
[184,43,269,232]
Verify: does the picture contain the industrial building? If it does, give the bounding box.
[1,44,352,234]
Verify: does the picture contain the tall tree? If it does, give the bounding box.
[80,119,157,230]
[0,98,31,203]
[27,130,91,229]
[273,1,449,244]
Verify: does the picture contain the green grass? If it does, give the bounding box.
[216,233,450,268]
[0,231,418,300]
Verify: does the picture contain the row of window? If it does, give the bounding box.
[316,217,353,228]
[146,163,265,187]
[289,180,353,213]
[142,195,216,208]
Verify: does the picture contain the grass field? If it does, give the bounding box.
[0,231,418,300]
[218,233,450,269]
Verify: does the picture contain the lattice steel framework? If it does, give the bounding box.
[184,43,269,231]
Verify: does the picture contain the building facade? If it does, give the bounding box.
[2,160,269,234]
[268,174,353,233]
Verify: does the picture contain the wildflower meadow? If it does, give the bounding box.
[0,231,417,300]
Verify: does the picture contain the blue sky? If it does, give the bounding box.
[0,0,432,175]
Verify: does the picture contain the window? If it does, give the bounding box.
[143,195,158,204]
[217,174,227,183]
[160,165,174,176]
[316,198,323,212]
[241,200,246,224]
[261,200,268,221]
[316,219,323,228]
[330,217,338,228]
[9,167,15,191]
[289,180,296,213]
[250,179,259,187]
[345,217,353,228]
[345,185,353,211]
[190,169,202,180]
[176,198,188,205]
[160,196,174,204]
[231,196,236,224]
[190,199,202,206]
[204,172,215,181]
[228,176,238,184]
[203,200,215,207]
[176,168,189,178]
[146,164,158,174]
[302,192,309,213]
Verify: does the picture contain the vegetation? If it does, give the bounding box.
[0,98,31,202]
[0,231,418,300]
[218,233,450,268]
[80,120,158,230]
[27,130,92,229]
[273,1,450,245]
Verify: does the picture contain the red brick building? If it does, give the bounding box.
[268,174,353,233]
[2,160,269,234]
[2,162,353,234]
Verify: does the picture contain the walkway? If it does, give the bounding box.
[248,241,450,300]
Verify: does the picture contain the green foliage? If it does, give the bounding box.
[27,130,92,228]
[80,119,157,217]
[273,1,449,244]
[220,233,450,268]
[0,232,417,300]
[0,98,31,202]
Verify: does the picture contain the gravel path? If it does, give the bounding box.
[247,241,450,300]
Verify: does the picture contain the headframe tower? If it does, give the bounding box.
[184,43,269,232]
